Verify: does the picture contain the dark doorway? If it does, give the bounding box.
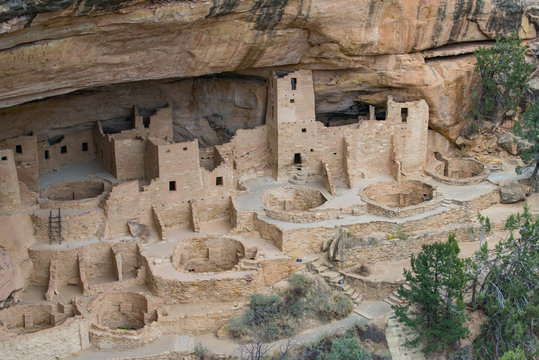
[169,181,176,191]
[401,108,408,122]
[294,153,302,164]
[291,78,297,91]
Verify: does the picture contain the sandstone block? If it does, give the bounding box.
[499,180,525,203]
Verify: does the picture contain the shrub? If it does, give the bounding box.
[326,336,372,360]
[194,342,209,360]
[245,293,283,326]
[317,294,353,321]
[228,316,250,339]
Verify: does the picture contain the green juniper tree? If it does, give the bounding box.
[472,33,532,125]
[393,234,469,354]
[473,205,538,359]
[514,99,539,183]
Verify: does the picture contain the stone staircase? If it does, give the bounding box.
[383,283,410,307]
[235,258,259,271]
[289,167,307,185]
[309,258,363,307]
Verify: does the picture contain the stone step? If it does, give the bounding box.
[402,283,412,291]
[341,284,351,292]
[389,295,403,304]
[289,178,305,185]
[315,265,330,273]
[320,271,341,279]
[354,294,363,304]
[353,308,373,320]
[383,298,399,307]
[351,292,361,300]
[392,290,401,298]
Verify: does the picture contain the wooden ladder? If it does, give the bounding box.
[49,208,62,245]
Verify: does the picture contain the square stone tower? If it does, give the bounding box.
[0,149,21,212]
[266,70,317,181]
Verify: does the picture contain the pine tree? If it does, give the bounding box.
[514,99,539,183]
[472,33,532,125]
[473,205,538,359]
[394,234,469,354]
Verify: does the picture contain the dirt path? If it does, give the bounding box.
[195,314,368,357]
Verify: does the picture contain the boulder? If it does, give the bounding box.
[498,132,518,155]
[499,180,525,203]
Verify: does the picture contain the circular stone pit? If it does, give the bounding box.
[261,186,337,223]
[360,180,442,218]
[88,292,161,349]
[426,157,489,185]
[172,236,245,273]
[43,180,105,201]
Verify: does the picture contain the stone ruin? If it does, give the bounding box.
[0,68,529,359]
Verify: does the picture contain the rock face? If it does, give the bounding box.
[499,180,526,204]
[0,0,536,142]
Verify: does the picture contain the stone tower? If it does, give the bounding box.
[266,69,317,181]
[0,149,21,212]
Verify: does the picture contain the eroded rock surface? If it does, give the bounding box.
[0,0,536,141]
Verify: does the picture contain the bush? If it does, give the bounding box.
[245,293,283,326]
[326,336,372,360]
[228,316,250,339]
[194,342,209,360]
[317,294,353,321]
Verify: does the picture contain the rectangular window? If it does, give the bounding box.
[291,78,297,90]
[290,99,295,103]
[61,146,67,154]
[216,176,223,186]
[15,145,22,154]
[169,181,176,191]
[1,156,7,161]
[183,147,188,151]
[301,128,306,133]
[44,150,49,160]
[143,117,150,128]
[401,108,408,122]
[82,142,88,151]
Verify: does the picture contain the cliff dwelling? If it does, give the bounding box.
[0,1,537,359]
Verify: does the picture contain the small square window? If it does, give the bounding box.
[310,149,314,152]
[1,156,7,161]
[15,145,22,154]
[216,176,223,186]
[290,99,295,103]
[60,146,67,154]
[44,150,49,160]
[291,78,297,91]
[301,128,306,133]
[169,181,176,191]
[143,117,150,128]
[82,142,88,151]
[183,147,188,151]
[401,108,408,122]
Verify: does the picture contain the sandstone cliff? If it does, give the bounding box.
[0,0,537,140]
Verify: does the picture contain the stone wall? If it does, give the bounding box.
[0,149,21,212]
[38,129,96,174]
[0,135,39,191]
[0,315,89,360]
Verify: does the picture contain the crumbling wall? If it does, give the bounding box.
[0,135,39,191]
[0,150,21,212]
[39,130,96,174]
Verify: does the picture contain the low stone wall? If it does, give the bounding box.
[146,257,298,304]
[158,306,245,336]
[0,316,89,360]
[425,158,489,186]
[264,207,340,223]
[338,224,475,268]
[89,322,162,350]
[31,207,106,242]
